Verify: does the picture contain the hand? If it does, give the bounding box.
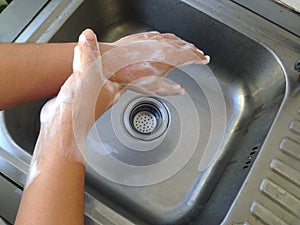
[36,29,210,164]
[104,31,209,85]
[94,31,210,116]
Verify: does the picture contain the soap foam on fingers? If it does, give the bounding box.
[25,29,210,189]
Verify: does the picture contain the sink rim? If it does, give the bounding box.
[0,0,299,224]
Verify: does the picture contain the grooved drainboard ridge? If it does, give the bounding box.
[223,101,300,224]
[248,108,300,224]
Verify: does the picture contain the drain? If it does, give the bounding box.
[242,145,260,170]
[123,97,170,140]
[133,111,157,134]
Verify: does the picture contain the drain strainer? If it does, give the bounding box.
[133,111,157,134]
[123,97,170,140]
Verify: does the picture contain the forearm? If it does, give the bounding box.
[13,29,208,225]
[0,42,114,110]
[15,110,85,225]
[0,43,74,109]
[0,32,206,110]
[15,145,85,225]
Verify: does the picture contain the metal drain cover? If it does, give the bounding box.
[123,97,170,140]
[133,111,157,134]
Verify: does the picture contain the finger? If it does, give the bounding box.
[153,33,209,62]
[114,31,161,45]
[102,40,208,80]
[110,61,173,84]
[73,29,101,73]
[94,81,123,119]
[112,32,209,64]
[125,76,185,96]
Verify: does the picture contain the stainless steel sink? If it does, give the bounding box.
[1,0,300,224]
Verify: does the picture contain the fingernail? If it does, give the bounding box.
[79,33,87,43]
[72,46,80,72]
[79,29,95,43]
[173,83,181,90]
[205,55,210,63]
[179,87,185,95]
[176,85,185,95]
[173,84,185,95]
[197,49,204,54]
[84,29,95,40]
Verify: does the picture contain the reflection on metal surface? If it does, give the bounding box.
[0,0,49,42]
[0,174,22,224]
[232,0,300,37]
[274,0,300,13]
[289,120,300,134]
[270,159,300,187]
[280,138,300,160]
[1,0,299,224]
[260,179,300,217]
[250,202,289,225]
[224,94,300,225]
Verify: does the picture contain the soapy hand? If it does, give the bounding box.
[25,29,210,188]
[94,31,210,115]
[104,31,210,86]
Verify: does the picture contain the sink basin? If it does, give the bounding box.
[1,0,287,224]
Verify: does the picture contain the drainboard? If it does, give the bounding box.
[0,0,291,224]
